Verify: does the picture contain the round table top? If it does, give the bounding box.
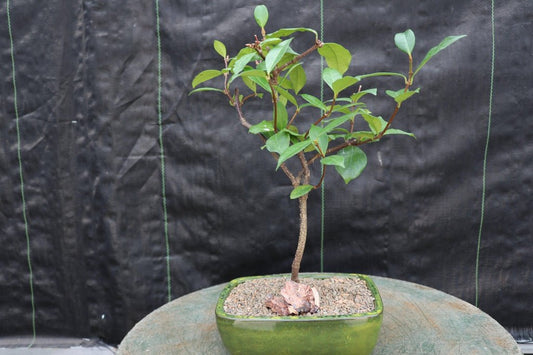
[118,275,521,354]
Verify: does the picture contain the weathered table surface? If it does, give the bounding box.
[118,275,521,354]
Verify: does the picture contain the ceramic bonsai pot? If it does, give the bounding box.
[215,273,383,355]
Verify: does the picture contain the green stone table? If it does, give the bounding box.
[117,276,521,354]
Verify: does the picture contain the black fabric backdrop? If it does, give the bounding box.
[0,0,531,345]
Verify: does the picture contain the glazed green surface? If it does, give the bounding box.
[216,274,383,355]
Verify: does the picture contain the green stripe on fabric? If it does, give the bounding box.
[6,0,36,346]
[319,0,325,273]
[155,0,172,303]
[475,0,495,307]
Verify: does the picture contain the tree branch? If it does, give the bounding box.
[306,74,412,166]
[313,165,326,189]
[272,39,323,77]
[246,35,266,60]
[268,81,279,132]
[233,89,298,186]
[297,152,310,185]
[307,103,401,166]
[287,108,300,127]
[304,97,336,139]
[233,89,251,129]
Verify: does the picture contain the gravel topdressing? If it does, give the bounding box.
[223,276,376,317]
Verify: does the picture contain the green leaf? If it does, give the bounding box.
[384,128,416,138]
[335,146,368,184]
[318,43,352,75]
[350,88,377,102]
[322,68,342,92]
[289,64,306,94]
[362,113,386,135]
[228,68,264,86]
[300,94,327,111]
[332,76,359,96]
[213,40,226,58]
[322,113,356,133]
[394,29,416,56]
[385,89,402,99]
[329,103,359,114]
[285,125,302,138]
[330,97,352,103]
[346,131,375,142]
[276,140,312,169]
[321,155,345,168]
[249,120,274,134]
[261,38,282,47]
[248,75,272,93]
[233,53,257,75]
[414,35,467,77]
[309,125,329,156]
[192,69,223,88]
[239,69,267,77]
[290,185,314,199]
[275,86,298,107]
[355,72,407,82]
[242,76,257,93]
[386,88,420,105]
[274,101,288,130]
[268,27,318,40]
[254,5,268,28]
[188,87,225,95]
[265,39,293,74]
[228,47,254,67]
[266,131,290,154]
[278,77,293,91]
[284,47,299,56]
[255,60,266,71]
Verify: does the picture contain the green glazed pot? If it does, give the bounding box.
[215,273,383,355]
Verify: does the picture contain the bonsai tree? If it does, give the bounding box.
[191,5,465,283]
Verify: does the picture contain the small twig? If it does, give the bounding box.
[307,75,412,165]
[298,152,310,185]
[373,105,400,140]
[246,35,266,60]
[313,165,326,189]
[222,55,235,105]
[287,108,300,127]
[314,97,336,126]
[233,89,298,186]
[242,93,258,104]
[268,80,279,132]
[350,86,362,133]
[307,102,401,166]
[407,55,413,87]
[233,88,251,129]
[272,39,323,77]
[281,161,298,187]
[304,97,336,139]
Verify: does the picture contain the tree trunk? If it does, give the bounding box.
[291,194,308,282]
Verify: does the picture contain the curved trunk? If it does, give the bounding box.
[291,194,308,282]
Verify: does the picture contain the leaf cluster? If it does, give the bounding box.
[191,5,465,199]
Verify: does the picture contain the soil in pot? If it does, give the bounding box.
[223,275,376,317]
